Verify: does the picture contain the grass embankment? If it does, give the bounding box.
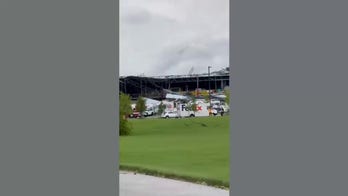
[120,116,229,188]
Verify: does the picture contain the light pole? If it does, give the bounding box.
[208,66,212,114]
[196,76,199,96]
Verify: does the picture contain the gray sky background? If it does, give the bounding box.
[120,0,229,76]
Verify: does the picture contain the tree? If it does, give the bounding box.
[135,96,146,117]
[120,93,132,118]
[157,101,166,116]
[119,93,132,136]
[202,94,210,102]
[224,87,230,105]
[187,97,198,116]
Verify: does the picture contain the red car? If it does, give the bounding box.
[129,112,141,118]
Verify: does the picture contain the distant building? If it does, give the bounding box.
[120,67,230,100]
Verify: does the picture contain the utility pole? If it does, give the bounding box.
[208,66,212,113]
[215,76,217,91]
[196,76,199,96]
[124,78,127,94]
[140,79,143,97]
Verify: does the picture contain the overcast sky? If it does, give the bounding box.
[120,0,229,76]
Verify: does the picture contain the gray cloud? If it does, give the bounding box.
[151,37,229,76]
[120,0,229,76]
[121,7,152,25]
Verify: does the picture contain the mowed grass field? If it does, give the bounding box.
[120,116,229,187]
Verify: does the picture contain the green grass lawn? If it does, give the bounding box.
[119,116,229,187]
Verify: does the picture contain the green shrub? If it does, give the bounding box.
[119,93,133,136]
[120,117,132,136]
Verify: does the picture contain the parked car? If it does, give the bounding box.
[129,112,141,118]
[161,111,179,119]
[142,110,154,117]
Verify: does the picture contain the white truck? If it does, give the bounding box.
[176,100,217,117]
[162,100,177,112]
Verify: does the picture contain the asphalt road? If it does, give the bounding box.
[120,171,229,196]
